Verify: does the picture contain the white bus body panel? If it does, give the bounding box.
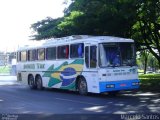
[16,35,140,93]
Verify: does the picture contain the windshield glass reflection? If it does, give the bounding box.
[99,43,136,67]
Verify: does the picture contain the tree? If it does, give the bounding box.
[138,50,150,74]
[147,53,159,72]
[30,17,63,40]
[62,0,137,37]
[132,0,160,67]
[30,0,137,39]
[30,0,160,68]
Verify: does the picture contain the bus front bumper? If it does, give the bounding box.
[99,79,140,93]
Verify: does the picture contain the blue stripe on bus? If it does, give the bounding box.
[99,79,140,92]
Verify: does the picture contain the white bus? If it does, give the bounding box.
[16,35,140,95]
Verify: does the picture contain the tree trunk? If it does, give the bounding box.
[158,60,160,69]
[144,56,148,74]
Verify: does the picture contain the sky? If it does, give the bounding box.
[0,0,67,52]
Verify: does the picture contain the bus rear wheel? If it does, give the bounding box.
[35,75,44,90]
[28,75,36,89]
[78,77,88,95]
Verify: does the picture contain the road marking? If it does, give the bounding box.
[55,98,100,106]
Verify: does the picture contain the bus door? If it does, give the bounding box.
[84,44,98,92]
[85,44,97,70]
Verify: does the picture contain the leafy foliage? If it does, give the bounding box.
[30,0,160,67]
[132,0,160,66]
[57,11,84,36]
[30,17,63,39]
[30,0,137,38]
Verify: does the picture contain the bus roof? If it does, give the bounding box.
[17,35,134,51]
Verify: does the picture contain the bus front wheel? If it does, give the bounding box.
[78,77,88,95]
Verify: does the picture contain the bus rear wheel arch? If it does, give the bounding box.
[76,76,88,95]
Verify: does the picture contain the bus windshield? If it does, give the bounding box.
[99,43,136,67]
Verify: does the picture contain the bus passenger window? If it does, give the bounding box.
[20,51,27,61]
[85,46,89,68]
[90,46,97,68]
[57,45,69,59]
[17,52,20,62]
[78,43,84,58]
[46,47,56,60]
[65,46,69,58]
[28,50,37,61]
[38,48,45,60]
[70,43,84,58]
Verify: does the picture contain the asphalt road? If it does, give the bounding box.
[0,76,160,119]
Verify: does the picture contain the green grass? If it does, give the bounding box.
[0,66,11,73]
[138,69,144,74]
[139,74,160,92]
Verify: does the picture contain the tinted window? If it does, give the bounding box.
[90,46,97,68]
[28,50,37,61]
[46,47,56,60]
[38,48,45,60]
[119,43,135,66]
[57,45,69,59]
[20,51,27,61]
[16,52,20,62]
[70,43,84,58]
[85,46,89,68]
[99,43,135,67]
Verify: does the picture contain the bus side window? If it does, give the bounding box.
[19,52,21,61]
[46,47,56,60]
[20,51,27,62]
[65,46,69,58]
[85,46,89,68]
[90,46,97,68]
[33,50,37,60]
[38,48,45,60]
[58,45,69,59]
[78,43,84,58]
[28,49,37,61]
[70,43,84,58]
[17,52,20,62]
[57,46,61,59]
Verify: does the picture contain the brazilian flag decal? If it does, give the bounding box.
[43,59,84,90]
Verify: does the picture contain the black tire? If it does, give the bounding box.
[28,75,36,89]
[35,75,44,90]
[78,77,88,95]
